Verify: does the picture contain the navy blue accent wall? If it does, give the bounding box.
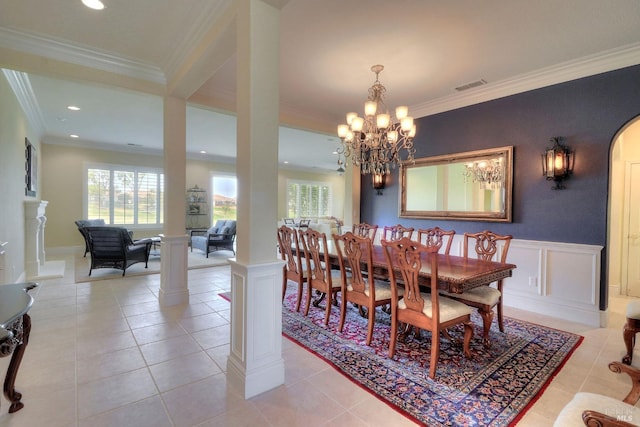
[361,64,640,310]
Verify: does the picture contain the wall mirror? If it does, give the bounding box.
[399,146,513,222]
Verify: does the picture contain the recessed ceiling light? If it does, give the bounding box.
[70,134,79,138]
[199,150,207,154]
[67,105,80,111]
[332,151,338,155]
[82,0,105,10]
[283,161,289,164]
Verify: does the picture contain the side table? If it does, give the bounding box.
[149,236,162,257]
[0,282,37,413]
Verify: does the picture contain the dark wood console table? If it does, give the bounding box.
[0,282,37,413]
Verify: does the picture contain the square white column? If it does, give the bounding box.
[226,259,285,398]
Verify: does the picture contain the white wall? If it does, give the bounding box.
[0,72,39,283]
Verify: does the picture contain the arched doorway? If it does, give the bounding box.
[609,115,640,300]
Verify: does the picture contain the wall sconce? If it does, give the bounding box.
[541,136,574,190]
[372,173,385,195]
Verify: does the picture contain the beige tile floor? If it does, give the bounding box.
[0,254,635,427]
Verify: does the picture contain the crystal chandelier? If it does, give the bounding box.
[336,65,416,175]
[463,157,504,189]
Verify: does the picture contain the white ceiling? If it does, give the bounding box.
[1,0,640,173]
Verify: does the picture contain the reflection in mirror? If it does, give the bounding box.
[400,146,513,222]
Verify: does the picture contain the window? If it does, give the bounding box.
[211,175,237,223]
[85,164,164,226]
[286,180,332,218]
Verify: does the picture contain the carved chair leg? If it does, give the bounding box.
[497,299,505,333]
[478,307,494,348]
[281,266,288,302]
[294,282,303,312]
[462,321,473,358]
[623,319,640,365]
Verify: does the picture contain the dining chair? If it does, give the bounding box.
[283,218,295,226]
[352,223,378,240]
[298,218,311,229]
[418,227,456,255]
[333,231,396,345]
[299,228,341,325]
[382,236,473,379]
[276,225,307,312]
[440,230,512,347]
[382,224,414,241]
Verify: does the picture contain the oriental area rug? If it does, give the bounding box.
[280,290,582,426]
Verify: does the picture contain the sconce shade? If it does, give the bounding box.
[372,173,385,195]
[541,137,574,189]
[372,173,384,189]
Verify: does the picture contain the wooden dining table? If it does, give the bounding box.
[318,241,517,295]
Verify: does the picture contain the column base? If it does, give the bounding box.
[226,259,285,399]
[159,234,190,307]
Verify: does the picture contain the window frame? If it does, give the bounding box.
[83,162,164,228]
[286,179,332,219]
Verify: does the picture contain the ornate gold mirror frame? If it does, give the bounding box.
[399,146,513,222]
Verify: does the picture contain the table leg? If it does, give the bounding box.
[4,313,31,413]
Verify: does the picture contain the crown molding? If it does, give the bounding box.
[0,27,166,84]
[411,42,640,118]
[2,69,46,136]
[162,0,234,80]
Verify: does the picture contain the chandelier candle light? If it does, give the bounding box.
[336,65,416,175]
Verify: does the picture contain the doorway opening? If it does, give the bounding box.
[211,175,237,224]
[609,115,640,298]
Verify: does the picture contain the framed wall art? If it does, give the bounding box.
[25,138,37,197]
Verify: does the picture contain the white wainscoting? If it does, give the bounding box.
[446,237,604,327]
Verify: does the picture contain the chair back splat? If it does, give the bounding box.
[382,224,414,241]
[464,230,511,263]
[352,223,378,240]
[418,227,455,255]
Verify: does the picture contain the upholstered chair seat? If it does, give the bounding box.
[400,295,473,323]
[554,361,640,426]
[441,286,501,307]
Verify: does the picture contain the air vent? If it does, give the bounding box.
[455,79,487,92]
[127,143,143,147]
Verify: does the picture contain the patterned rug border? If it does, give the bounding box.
[281,296,583,427]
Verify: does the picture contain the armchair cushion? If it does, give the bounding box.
[555,392,640,426]
[554,361,640,426]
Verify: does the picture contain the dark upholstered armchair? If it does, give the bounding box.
[191,220,237,257]
[84,226,152,276]
[75,219,106,256]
